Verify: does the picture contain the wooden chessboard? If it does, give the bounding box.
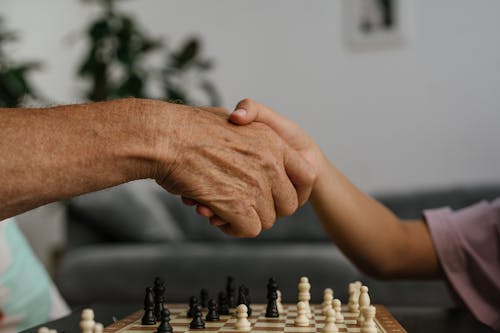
[103,304,407,333]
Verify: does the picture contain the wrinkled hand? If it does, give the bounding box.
[154,103,315,237]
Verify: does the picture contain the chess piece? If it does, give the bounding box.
[333,299,344,324]
[154,277,166,321]
[322,288,333,308]
[226,276,236,308]
[187,296,199,317]
[235,304,251,331]
[276,290,284,314]
[298,277,312,319]
[218,292,230,315]
[294,301,309,327]
[266,286,280,318]
[190,304,205,329]
[322,292,333,315]
[157,308,173,333]
[200,288,209,308]
[206,299,220,321]
[94,323,104,333]
[322,308,338,333]
[243,285,252,316]
[80,308,96,333]
[348,283,359,313]
[357,286,371,326]
[141,287,157,325]
[361,306,377,333]
[37,328,49,333]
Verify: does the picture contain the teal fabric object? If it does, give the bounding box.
[0,218,51,331]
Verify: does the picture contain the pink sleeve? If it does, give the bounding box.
[424,198,500,330]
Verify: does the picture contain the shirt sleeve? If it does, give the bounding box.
[424,198,500,330]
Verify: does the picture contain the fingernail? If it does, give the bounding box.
[232,109,247,117]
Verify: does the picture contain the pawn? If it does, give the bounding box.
[94,323,104,333]
[80,308,95,333]
[206,299,220,321]
[361,306,377,333]
[276,290,284,314]
[157,308,173,333]
[190,304,205,329]
[294,301,309,327]
[235,304,251,331]
[187,296,200,317]
[218,292,230,315]
[322,292,333,315]
[322,308,338,333]
[322,288,333,308]
[357,286,371,326]
[332,299,344,324]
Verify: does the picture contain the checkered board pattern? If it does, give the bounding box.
[103,304,407,333]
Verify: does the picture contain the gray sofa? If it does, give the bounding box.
[56,180,500,308]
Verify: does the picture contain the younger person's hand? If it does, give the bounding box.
[187,98,322,228]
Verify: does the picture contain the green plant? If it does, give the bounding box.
[79,0,220,105]
[0,17,41,107]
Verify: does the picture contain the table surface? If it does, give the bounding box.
[20,304,497,333]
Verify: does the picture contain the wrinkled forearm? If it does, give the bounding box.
[0,98,173,220]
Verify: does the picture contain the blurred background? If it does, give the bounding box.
[2,0,500,309]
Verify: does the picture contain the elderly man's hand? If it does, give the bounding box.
[150,102,315,237]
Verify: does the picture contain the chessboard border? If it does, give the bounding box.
[103,304,407,333]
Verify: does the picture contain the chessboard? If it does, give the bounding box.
[103,304,407,333]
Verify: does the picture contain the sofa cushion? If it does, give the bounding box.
[68,180,185,243]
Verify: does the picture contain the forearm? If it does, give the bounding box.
[310,154,440,278]
[0,98,167,220]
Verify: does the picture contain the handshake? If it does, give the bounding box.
[150,98,324,238]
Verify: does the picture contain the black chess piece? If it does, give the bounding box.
[244,285,252,316]
[141,287,157,325]
[200,288,209,308]
[156,308,173,333]
[205,299,220,321]
[154,277,166,321]
[237,285,246,306]
[187,296,199,317]
[217,291,230,315]
[267,277,278,298]
[226,276,236,308]
[189,304,205,329]
[266,289,280,318]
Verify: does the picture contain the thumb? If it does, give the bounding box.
[230,98,299,141]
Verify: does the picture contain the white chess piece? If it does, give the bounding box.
[277,290,284,314]
[361,306,377,333]
[94,323,104,333]
[38,328,50,333]
[347,283,359,313]
[80,308,96,333]
[298,277,312,319]
[322,288,333,308]
[294,301,310,327]
[322,292,333,315]
[332,299,344,324]
[357,286,371,326]
[235,304,251,331]
[321,308,338,333]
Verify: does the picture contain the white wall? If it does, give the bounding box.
[3,0,500,264]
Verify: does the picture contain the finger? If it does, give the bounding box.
[269,156,299,220]
[231,99,299,138]
[209,216,228,227]
[182,196,197,206]
[196,204,215,218]
[211,204,263,238]
[283,146,316,207]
